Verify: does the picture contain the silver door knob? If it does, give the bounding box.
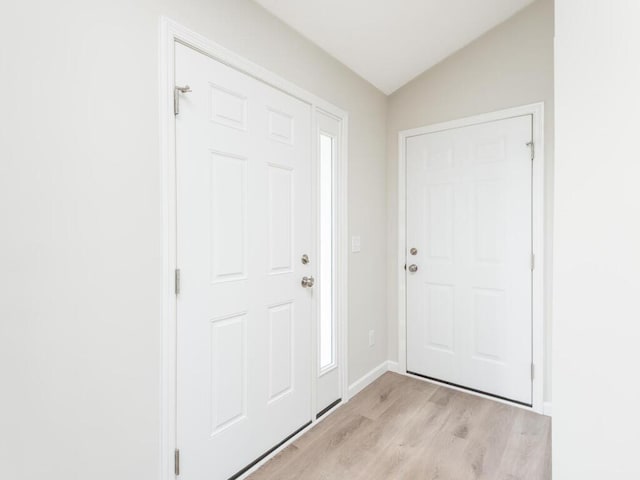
[408,264,418,273]
[301,276,315,288]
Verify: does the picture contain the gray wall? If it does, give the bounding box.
[0,1,387,478]
[385,0,554,402]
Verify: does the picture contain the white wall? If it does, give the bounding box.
[553,1,640,478]
[0,1,387,478]
[385,0,554,402]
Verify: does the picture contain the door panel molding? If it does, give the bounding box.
[397,103,545,414]
[160,18,349,480]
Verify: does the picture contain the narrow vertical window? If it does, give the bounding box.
[319,134,334,371]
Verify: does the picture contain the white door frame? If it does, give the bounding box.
[159,18,349,479]
[397,103,545,414]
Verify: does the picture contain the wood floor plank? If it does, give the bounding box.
[256,413,373,480]
[354,385,453,480]
[399,390,488,480]
[495,409,552,480]
[318,377,440,479]
[290,372,405,453]
[247,373,551,480]
[463,400,520,479]
[244,444,300,480]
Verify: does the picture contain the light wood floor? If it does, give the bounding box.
[248,372,551,480]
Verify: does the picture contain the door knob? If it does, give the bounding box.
[408,264,418,273]
[301,276,315,288]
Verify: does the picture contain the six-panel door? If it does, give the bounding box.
[175,43,313,479]
[406,115,533,405]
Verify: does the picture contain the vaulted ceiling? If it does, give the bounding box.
[253,0,536,94]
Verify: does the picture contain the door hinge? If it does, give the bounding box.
[530,253,535,271]
[531,363,535,380]
[174,85,192,115]
[175,268,181,295]
[526,141,535,161]
[174,448,180,476]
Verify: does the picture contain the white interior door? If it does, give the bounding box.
[175,43,313,479]
[406,115,533,405]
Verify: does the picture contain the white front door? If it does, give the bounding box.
[406,115,533,405]
[175,43,313,479]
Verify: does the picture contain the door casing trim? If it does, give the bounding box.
[397,103,545,414]
[159,17,350,479]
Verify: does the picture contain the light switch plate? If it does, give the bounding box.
[351,236,361,253]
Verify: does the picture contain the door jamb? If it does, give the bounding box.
[159,17,349,480]
[397,103,545,414]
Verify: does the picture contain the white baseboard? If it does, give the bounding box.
[543,402,552,416]
[386,360,401,373]
[347,361,390,399]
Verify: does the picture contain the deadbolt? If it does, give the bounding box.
[410,247,418,256]
[408,264,418,273]
[301,254,310,265]
[301,276,315,288]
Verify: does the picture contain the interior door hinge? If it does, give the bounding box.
[174,448,180,476]
[530,253,535,271]
[526,141,535,161]
[174,85,192,115]
[175,269,181,295]
[531,363,535,381]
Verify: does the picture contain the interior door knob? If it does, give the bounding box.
[408,264,418,273]
[301,276,315,288]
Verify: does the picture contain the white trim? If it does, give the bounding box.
[158,18,176,480]
[397,103,546,414]
[347,361,389,398]
[543,402,552,417]
[160,17,349,480]
[335,110,350,404]
[386,360,401,374]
